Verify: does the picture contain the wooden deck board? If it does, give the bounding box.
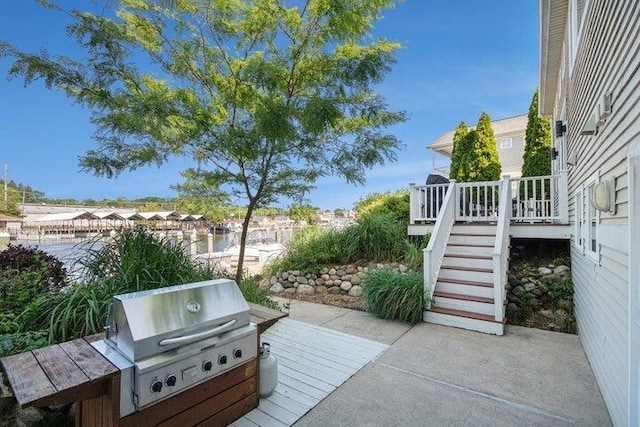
[235,318,388,426]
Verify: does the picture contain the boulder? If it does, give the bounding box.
[512,285,525,297]
[297,284,315,295]
[340,281,353,292]
[538,267,553,275]
[553,265,570,275]
[270,283,284,293]
[296,276,308,285]
[348,285,363,297]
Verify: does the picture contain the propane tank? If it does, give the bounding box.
[259,342,278,397]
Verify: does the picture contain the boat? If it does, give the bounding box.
[209,224,231,234]
[195,228,285,268]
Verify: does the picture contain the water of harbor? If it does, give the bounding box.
[14,228,293,270]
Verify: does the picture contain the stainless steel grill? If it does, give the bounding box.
[91,279,257,417]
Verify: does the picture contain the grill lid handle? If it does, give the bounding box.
[158,319,237,347]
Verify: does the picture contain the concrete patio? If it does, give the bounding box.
[272,297,612,427]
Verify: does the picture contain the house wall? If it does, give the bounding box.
[552,1,639,425]
[497,133,525,178]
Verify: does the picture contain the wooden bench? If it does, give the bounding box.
[1,303,287,426]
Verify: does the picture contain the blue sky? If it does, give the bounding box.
[0,0,539,210]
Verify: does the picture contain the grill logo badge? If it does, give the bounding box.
[186,301,201,313]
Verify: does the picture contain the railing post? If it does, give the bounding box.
[409,183,416,225]
[558,170,569,224]
[451,179,459,221]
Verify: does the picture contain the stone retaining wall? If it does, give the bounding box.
[262,263,410,297]
[506,262,575,332]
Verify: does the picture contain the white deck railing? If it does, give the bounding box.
[492,176,511,322]
[456,180,501,222]
[423,181,456,308]
[409,182,450,224]
[409,171,569,224]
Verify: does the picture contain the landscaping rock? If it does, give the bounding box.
[512,285,525,297]
[284,288,296,295]
[553,265,570,275]
[315,285,327,294]
[270,283,284,293]
[523,282,536,292]
[327,286,341,294]
[538,267,553,275]
[348,285,363,297]
[340,281,353,292]
[297,284,314,295]
[506,303,518,315]
[296,276,308,285]
[351,275,362,285]
[398,264,408,273]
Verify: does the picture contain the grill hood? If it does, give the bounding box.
[105,279,251,361]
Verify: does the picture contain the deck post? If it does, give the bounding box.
[409,183,416,225]
[558,170,569,223]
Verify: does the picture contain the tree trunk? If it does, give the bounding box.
[235,202,255,284]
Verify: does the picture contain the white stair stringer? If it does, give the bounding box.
[424,224,505,335]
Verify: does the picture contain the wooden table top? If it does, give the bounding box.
[0,337,119,408]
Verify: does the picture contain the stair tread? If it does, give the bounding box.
[444,254,492,260]
[438,277,493,287]
[441,265,493,273]
[429,306,501,323]
[447,243,494,248]
[433,291,494,304]
[450,233,496,237]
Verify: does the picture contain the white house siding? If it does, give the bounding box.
[549,1,640,425]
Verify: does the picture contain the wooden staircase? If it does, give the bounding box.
[423,224,506,335]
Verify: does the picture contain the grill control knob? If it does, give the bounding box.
[218,354,228,365]
[151,379,163,393]
[203,360,213,372]
[166,375,177,387]
[234,349,242,359]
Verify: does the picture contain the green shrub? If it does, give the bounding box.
[0,246,68,348]
[0,244,67,290]
[238,277,278,310]
[75,228,213,291]
[36,228,217,344]
[549,279,573,301]
[265,226,345,275]
[343,212,407,263]
[354,190,409,223]
[553,256,571,267]
[0,330,49,357]
[265,212,430,275]
[362,267,424,324]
